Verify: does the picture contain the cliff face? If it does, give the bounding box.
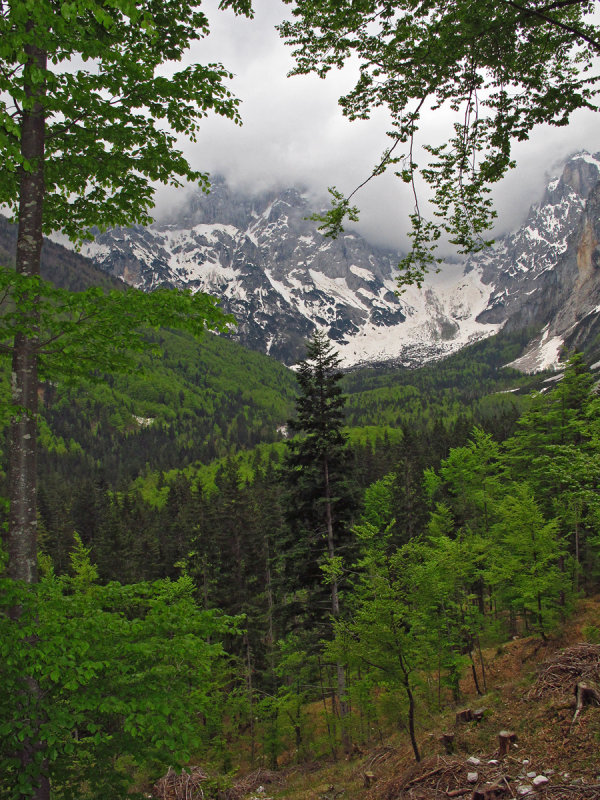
[474,154,600,327]
[505,172,600,372]
[544,182,600,354]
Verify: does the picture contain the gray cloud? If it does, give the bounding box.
[154,0,599,255]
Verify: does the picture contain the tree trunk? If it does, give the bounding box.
[8,34,50,800]
[324,458,350,751]
[8,37,46,584]
[498,729,517,758]
[574,521,580,591]
[571,680,600,729]
[476,634,488,693]
[537,591,547,641]
[399,653,420,762]
[470,653,483,695]
[317,656,337,760]
[245,636,256,766]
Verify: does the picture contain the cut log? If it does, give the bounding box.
[456,708,474,724]
[439,732,455,754]
[571,680,600,728]
[498,730,517,757]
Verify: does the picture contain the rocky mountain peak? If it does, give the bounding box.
[71,152,600,370]
[557,151,600,198]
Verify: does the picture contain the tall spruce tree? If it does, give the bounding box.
[284,332,354,626]
[283,331,357,747]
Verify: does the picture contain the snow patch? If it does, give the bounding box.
[134,416,155,427]
[506,325,564,373]
[349,264,376,281]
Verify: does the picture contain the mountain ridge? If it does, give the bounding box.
[3,152,598,371]
[69,151,600,370]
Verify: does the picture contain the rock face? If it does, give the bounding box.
[500,156,600,371]
[75,153,600,369]
[81,181,411,364]
[474,153,600,328]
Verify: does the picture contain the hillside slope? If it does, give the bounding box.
[156,600,600,800]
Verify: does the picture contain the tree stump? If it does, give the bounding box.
[472,783,507,799]
[440,732,455,754]
[473,707,487,722]
[456,708,473,724]
[571,680,600,727]
[363,772,377,788]
[498,730,517,757]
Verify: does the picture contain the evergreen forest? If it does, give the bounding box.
[2,310,600,797]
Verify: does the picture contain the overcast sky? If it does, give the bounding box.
[157,0,600,254]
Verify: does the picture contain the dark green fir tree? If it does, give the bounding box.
[282,331,358,748]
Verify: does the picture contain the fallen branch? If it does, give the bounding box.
[404,765,445,788]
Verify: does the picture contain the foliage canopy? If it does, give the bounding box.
[0,0,252,237]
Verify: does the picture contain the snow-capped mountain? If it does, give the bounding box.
[502,160,600,372]
[75,152,600,369]
[473,152,600,325]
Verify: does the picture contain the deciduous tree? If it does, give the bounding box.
[0,3,252,797]
[0,538,236,799]
[0,0,251,585]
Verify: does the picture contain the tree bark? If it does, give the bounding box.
[498,729,517,757]
[324,458,350,751]
[8,32,51,800]
[8,38,46,584]
[571,680,600,729]
[399,653,420,762]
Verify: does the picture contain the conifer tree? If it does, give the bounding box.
[284,331,356,629]
[283,331,357,747]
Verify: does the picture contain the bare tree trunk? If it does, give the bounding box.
[264,536,275,656]
[476,634,487,693]
[324,460,339,619]
[574,521,580,591]
[399,653,420,763]
[245,636,256,766]
[470,652,483,696]
[537,591,547,642]
[317,656,337,761]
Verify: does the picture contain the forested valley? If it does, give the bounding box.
[1,1,599,797]
[2,317,600,798]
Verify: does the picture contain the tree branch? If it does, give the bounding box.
[542,0,593,11]
[501,0,600,51]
